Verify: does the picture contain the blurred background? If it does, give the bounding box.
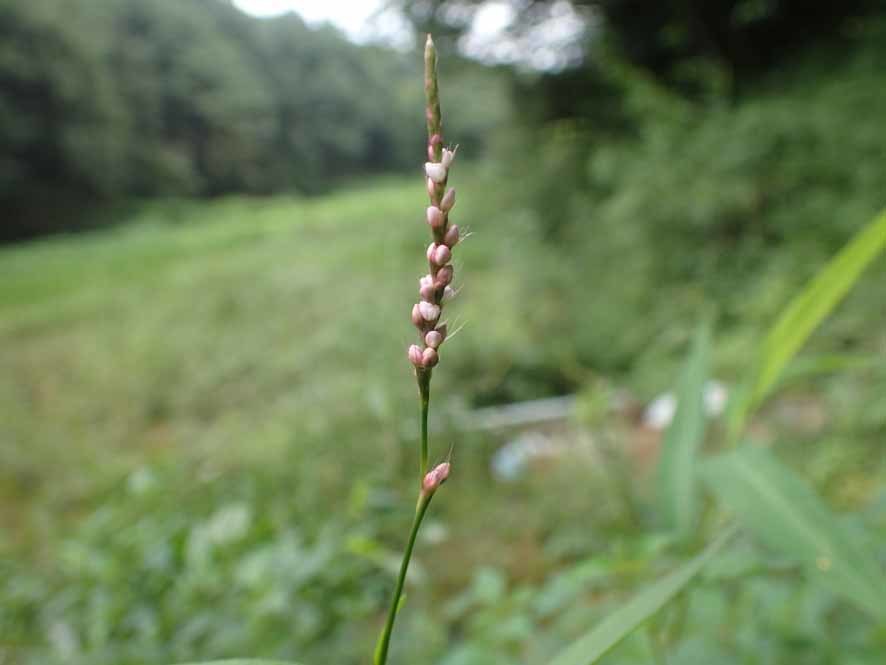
[2,1,885,663]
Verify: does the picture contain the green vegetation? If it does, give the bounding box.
[3,2,886,664]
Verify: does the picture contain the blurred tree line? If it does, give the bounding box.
[0,0,509,241]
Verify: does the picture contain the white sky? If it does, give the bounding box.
[232,0,586,69]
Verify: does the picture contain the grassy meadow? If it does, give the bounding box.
[2,168,886,665]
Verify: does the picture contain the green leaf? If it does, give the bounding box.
[175,661,302,665]
[548,529,734,665]
[727,208,886,439]
[702,445,886,621]
[657,321,711,537]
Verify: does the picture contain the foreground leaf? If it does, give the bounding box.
[702,445,886,621]
[727,208,886,439]
[548,528,733,665]
[657,321,711,538]
[176,661,301,665]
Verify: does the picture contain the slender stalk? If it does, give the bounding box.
[373,493,433,665]
[418,370,431,479]
[376,34,457,665]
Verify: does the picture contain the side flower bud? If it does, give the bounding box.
[426,206,445,230]
[440,188,456,212]
[443,224,459,247]
[432,244,452,266]
[411,303,424,327]
[441,146,457,169]
[421,346,439,368]
[434,265,454,287]
[418,301,441,322]
[425,162,447,184]
[443,285,456,301]
[422,461,451,495]
[424,329,443,349]
[408,344,423,368]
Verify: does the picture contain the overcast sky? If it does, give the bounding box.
[231,0,587,69]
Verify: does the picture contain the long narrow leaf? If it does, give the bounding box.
[176,661,301,665]
[548,528,734,665]
[657,321,711,537]
[727,208,886,439]
[702,446,886,621]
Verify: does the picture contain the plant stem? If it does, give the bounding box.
[373,492,433,665]
[418,370,431,479]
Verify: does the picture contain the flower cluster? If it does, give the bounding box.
[408,140,459,371]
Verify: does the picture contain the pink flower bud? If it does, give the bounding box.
[425,330,443,349]
[426,206,445,230]
[440,188,456,212]
[425,162,447,184]
[418,301,440,322]
[434,265,453,287]
[422,461,451,494]
[443,224,459,247]
[433,244,452,266]
[427,177,437,200]
[411,303,424,327]
[443,285,456,301]
[408,344,423,367]
[420,282,437,301]
[441,147,457,169]
[426,242,436,262]
[421,346,439,368]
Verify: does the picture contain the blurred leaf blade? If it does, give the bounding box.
[727,208,886,438]
[176,661,302,665]
[657,321,711,537]
[702,445,886,621]
[548,528,733,665]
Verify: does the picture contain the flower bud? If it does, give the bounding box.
[421,346,439,368]
[425,162,447,184]
[433,244,452,266]
[422,461,451,494]
[443,285,456,301]
[441,147,457,169]
[440,188,456,212]
[411,303,424,327]
[434,265,453,287]
[408,344,423,367]
[425,330,443,349]
[419,282,437,301]
[418,301,440,322]
[427,177,437,200]
[443,224,459,247]
[426,206,445,230]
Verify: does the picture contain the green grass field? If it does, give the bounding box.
[2,174,885,665]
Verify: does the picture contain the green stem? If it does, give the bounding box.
[418,371,431,479]
[373,492,433,665]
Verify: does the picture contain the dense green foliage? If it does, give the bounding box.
[3,2,886,665]
[0,0,508,240]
